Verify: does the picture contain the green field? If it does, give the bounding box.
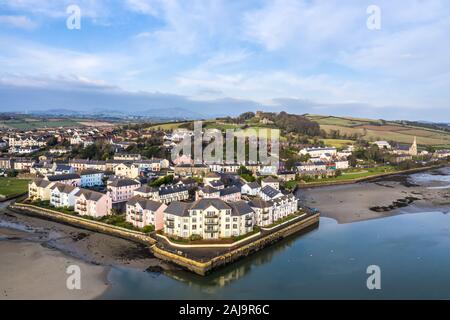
[0,118,83,129]
[306,115,450,146]
[0,178,30,198]
[320,139,354,148]
[146,121,191,130]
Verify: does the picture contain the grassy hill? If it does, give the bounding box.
[306,114,450,147]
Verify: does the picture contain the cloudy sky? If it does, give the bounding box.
[0,0,449,120]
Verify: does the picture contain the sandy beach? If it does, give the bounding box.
[298,167,450,224]
[0,205,178,300]
[0,237,108,300]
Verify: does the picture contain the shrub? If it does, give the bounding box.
[189,234,203,241]
[142,225,155,233]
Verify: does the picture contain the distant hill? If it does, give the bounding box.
[305,114,450,147]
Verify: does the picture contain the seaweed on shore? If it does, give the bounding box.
[370,196,421,212]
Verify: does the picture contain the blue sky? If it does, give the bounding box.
[0,0,449,120]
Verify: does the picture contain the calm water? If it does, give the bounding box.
[103,167,450,299]
[103,209,450,299]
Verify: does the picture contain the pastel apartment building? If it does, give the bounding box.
[28,179,55,201]
[80,170,104,187]
[133,184,189,204]
[107,178,141,203]
[75,189,112,218]
[126,197,167,230]
[114,162,140,179]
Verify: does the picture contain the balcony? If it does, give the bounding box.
[205,229,219,233]
[205,220,219,225]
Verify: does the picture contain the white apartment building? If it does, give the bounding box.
[50,184,80,208]
[163,199,255,240]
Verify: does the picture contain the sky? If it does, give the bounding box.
[0,0,449,121]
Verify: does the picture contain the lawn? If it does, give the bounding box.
[0,178,30,198]
[299,166,399,185]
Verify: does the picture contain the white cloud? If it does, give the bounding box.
[125,0,159,16]
[0,15,36,30]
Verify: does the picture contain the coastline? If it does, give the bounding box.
[1,166,449,298]
[298,166,450,224]
[0,206,180,300]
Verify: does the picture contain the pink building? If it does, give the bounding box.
[126,197,167,230]
[107,178,141,203]
[173,154,194,166]
[75,189,112,218]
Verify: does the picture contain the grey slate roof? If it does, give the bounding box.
[262,176,279,183]
[219,186,240,196]
[134,185,158,193]
[127,196,164,211]
[108,178,140,187]
[200,185,220,194]
[249,197,272,208]
[260,185,281,199]
[164,201,192,217]
[32,178,53,188]
[47,173,80,181]
[75,189,106,201]
[159,185,188,196]
[80,169,103,176]
[209,180,224,188]
[247,181,260,189]
[50,183,78,194]
[229,201,254,216]
[190,198,230,211]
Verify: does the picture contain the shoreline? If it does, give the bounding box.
[296,164,445,189]
[0,205,181,300]
[297,166,450,224]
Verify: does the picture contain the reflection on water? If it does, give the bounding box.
[100,166,450,299]
[409,167,450,188]
[163,223,320,289]
[163,224,319,289]
[103,210,450,299]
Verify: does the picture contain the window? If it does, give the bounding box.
[226,224,230,229]
[233,224,237,229]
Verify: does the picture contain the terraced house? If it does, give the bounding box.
[107,178,141,203]
[163,199,255,240]
[28,179,55,201]
[74,189,112,218]
[50,183,80,208]
[126,197,167,230]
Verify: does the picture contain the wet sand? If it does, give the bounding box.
[0,206,178,300]
[0,237,109,300]
[298,168,450,224]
